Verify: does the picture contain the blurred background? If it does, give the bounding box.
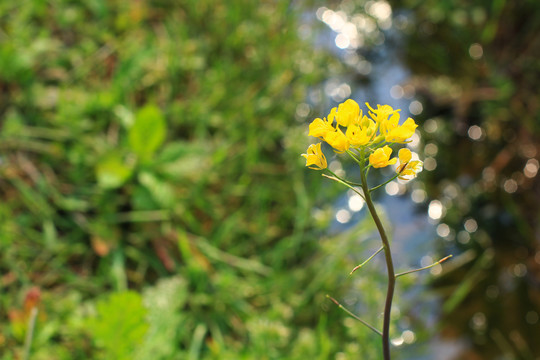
[0,0,539,359]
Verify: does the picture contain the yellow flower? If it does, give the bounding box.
[366,103,398,123]
[396,148,422,180]
[369,145,397,168]
[327,107,338,124]
[301,143,327,170]
[397,148,412,164]
[346,116,376,147]
[335,99,360,127]
[308,117,334,140]
[324,128,350,153]
[383,115,418,143]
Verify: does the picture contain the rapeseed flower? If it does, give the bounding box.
[396,148,423,180]
[381,113,418,143]
[309,117,334,139]
[366,103,398,123]
[324,128,350,153]
[302,143,327,170]
[369,145,397,168]
[303,98,422,182]
[346,116,376,147]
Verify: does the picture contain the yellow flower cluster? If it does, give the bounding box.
[301,99,423,181]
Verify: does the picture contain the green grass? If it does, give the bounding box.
[0,1,379,358]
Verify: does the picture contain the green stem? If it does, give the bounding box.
[350,246,384,274]
[323,172,365,201]
[395,255,452,278]
[346,150,364,167]
[360,166,395,360]
[325,169,362,187]
[369,173,400,193]
[326,295,382,336]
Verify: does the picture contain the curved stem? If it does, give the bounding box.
[360,167,395,360]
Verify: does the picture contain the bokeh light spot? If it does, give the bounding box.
[385,181,399,196]
[457,230,470,244]
[436,223,450,237]
[471,312,486,330]
[424,157,437,171]
[390,85,404,99]
[428,200,443,220]
[468,125,483,140]
[336,209,352,224]
[348,194,365,212]
[503,179,518,193]
[424,143,438,156]
[464,218,478,233]
[513,263,527,277]
[424,119,438,133]
[411,188,426,203]
[524,158,539,178]
[402,330,416,344]
[409,100,423,115]
[469,43,483,60]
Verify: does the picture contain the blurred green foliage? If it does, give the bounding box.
[0,0,385,358]
[86,291,148,360]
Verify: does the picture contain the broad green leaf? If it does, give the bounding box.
[138,171,175,208]
[95,152,134,189]
[86,291,148,360]
[154,141,210,182]
[128,104,166,161]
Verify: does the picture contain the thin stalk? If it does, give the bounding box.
[325,169,363,187]
[350,246,384,274]
[326,295,382,336]
[395,255,453,278]
[369,173,400,193]
[360,166,395,360]
[323,172,365,201]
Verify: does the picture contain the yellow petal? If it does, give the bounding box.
[308,118,333,139]
[366,103,399,123]
[398,148,412,163]
[385,117,418,143]
[369,145,396,168]
[336,99,360,127]
[397,159,423,180]
[324,128,350,153]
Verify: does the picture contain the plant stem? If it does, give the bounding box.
[360,166,395,360]
[350,246,384,274]
[395,255,452,278]
[326,295,382,336]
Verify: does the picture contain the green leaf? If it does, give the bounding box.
[128,104,166,161]
[95,151,134,189]
[138,171,175,208]
[86,291,149,360]
[154,141,210,182]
